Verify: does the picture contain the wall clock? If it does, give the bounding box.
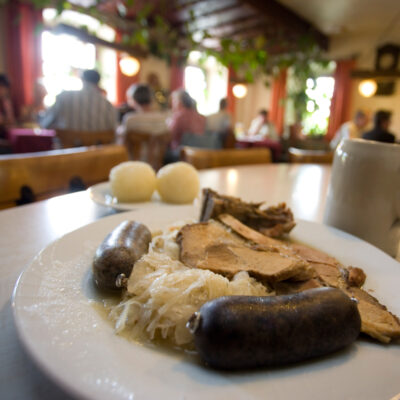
[375,44,400,71]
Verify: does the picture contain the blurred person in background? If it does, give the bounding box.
[330,110,369,149]
[40,69,117,132]
[117,86,137,123]
[167,89,206,150]
[206,97,235,148]
[0,74,16,138]
[118,83,168,135]
[206,98,232,134]
[362,110,396,143]
[20,80,47,126]
[247,109,278,140]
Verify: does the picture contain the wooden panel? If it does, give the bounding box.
[241,0,328,50]
[56,129,116,148]
[180,147,272,169]
[0,145,129,208]
[351,70,400,78]
[288,147,333,164]
[124,131,171,170]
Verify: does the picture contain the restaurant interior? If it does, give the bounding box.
[2,2,400,400]
[1,0,400,209]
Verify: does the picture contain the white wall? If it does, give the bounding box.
[329,29,400,138]
[234,77,272,132]
[138,56,170,91]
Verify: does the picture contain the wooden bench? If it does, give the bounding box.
[0,144,129,209]
[288,147,334,164]
[180,147,272,170]
[56,129,116,148]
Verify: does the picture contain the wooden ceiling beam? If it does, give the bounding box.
[185,6,258,33]
[241,0,329,50]
[228,24,282,41]
[207,15,265,37]
[173,0,240,23]
[48,23,148,57]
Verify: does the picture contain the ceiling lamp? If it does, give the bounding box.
[358,79,377,98]
[232,83,247,99]
[119,56,140,77]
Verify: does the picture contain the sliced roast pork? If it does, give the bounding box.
[200,188,295,237]
[177,221,313,284]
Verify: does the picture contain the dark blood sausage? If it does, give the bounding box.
[187,287,361,370]
[92,220,152,290]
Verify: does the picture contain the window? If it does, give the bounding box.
[302,76,335,135]
[184,51,228,115]
[41,8,117,106]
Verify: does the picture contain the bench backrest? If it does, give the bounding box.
[0,144,128,209]
[56,129,116,148]
[180,147,272,170]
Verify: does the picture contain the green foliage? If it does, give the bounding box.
[7,0,331,124]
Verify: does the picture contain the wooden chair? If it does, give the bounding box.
[180,147,272,170]
[56,129,115,148]
[288,147,334,164]
[0,144,129,209]
[124,131,171,170]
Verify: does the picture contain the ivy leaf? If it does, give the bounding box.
[55,0,65,15]
[245,70,254,83]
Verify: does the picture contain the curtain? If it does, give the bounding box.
[326,59,356,141]
[115,53,139,105]
[170,56,184,92]
[5,1,43,117]
[269,69,287,136]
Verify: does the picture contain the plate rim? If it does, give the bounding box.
[11,211,400,400]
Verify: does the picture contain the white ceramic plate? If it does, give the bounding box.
[12,206,400,400]
[87,182,199,211]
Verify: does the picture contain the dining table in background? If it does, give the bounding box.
[7,128,56,153]
[236,136,283,162]
[0,163,331,400]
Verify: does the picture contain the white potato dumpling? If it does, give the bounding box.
[109,161,156,202]
[157,162,200,204]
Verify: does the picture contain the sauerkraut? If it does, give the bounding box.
[109,223,271,346]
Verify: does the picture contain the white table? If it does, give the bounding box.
[0,164,331,399]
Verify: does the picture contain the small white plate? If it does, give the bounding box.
[87,182,199,211]
[12,206,400,400]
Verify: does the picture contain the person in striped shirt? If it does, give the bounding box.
[40,69,117,132]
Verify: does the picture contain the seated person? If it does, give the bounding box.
[167,89,206,150]
[362,110,396,143]
[19,80,47,126]
[119,84,168,135]
[248,109,278,140]
[0,74,16,139]
[40,69,117,132]
[330,110,368,149]
[206,98,232,134]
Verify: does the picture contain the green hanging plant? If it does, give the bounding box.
[2,0,331,105]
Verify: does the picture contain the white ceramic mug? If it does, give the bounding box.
[324,138,400,257]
